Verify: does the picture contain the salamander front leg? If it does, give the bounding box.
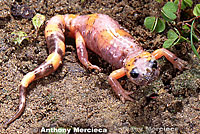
[152,48,188,71]
[75,31,101,71]
[108,68,134,103]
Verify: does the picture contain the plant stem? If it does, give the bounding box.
[183,16,200,23]
[190,19,200,59]
[177,0,182,22]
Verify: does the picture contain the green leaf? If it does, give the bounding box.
[163,2,177,13]
[182,24,190,30]
[183,0,193,7]
[174,0,186,9]
[152,18,158,32]
[11,31,29,45]
[144,16,156,32]
[163,38,176,48]
[193,4,200,17]
[154,18,165,33]
[162,2,178,21]
[32,13,45,30]
[174,0,192,9]
[161,11,173,21]
[144,17,166,33]
[167,29,178,39]
[163,29,180,48]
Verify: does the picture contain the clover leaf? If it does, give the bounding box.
[193,4,200,16]
[161,2,178,21]
[144,17,165,33]
[163,29,179,48]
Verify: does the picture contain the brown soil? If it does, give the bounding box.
[0,0,199,134]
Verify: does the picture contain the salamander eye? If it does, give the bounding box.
[149,60,157,69]
[130,68,139,78]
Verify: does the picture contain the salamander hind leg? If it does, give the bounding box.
[75,31,101,71]
[108,68,134,103]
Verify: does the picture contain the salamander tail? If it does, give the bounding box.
[4,85,27,127]
[5,15,66,126]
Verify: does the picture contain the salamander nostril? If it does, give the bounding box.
[130,68,139,78]
[149,60,157,69]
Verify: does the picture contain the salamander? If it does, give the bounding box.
[4,14,187,126]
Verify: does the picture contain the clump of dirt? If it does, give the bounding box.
[0,0,199,134]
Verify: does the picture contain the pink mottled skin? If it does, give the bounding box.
[64,14,143,68]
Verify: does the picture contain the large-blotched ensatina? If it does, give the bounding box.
[5,14,187,126]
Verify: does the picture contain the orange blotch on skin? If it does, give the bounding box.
[85,14,98,34]
[125,52,152,72]
[115,29,132,37]
[45,24,62,38]
[57,41,65,56]
[139,51,151,57]
[98,30,114,48]
[125,57,135,72]
[46,52,61,70]
[87,14,98,26]
[21,72,35,87]
[45,15,65,38]
[138,52,152,61]
[68,14,78,19]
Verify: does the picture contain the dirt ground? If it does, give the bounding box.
[0,0,199,134]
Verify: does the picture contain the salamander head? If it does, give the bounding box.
[125,52,160,85]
